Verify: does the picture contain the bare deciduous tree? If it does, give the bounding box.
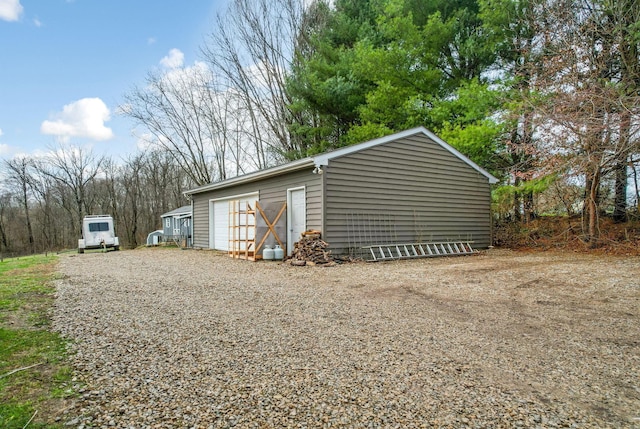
[0,192,11,258]
[202,0,307,161]
[123,65,217,186]
[122,63,259,186]
[38,145,106,236]
[531,0,640,245]
[3,156,36,253]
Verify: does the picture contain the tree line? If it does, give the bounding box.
[1,0,639,256]
[0,148,191,257]
[127,0,640,244]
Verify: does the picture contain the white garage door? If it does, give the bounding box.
[211,193,258,251]
[213,200,229,250]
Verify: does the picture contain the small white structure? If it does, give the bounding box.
[78,215,119,253]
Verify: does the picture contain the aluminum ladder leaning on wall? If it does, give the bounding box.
[362,241,476,262]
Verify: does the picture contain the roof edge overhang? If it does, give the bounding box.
[161,205,193,218]
[184,126,499,196]
[184,158,314,196]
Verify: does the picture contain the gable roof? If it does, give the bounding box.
[315,126,499,183]
[185,127,498,196]
[161,205,192,218]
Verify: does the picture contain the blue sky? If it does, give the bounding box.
[0,0,227,160]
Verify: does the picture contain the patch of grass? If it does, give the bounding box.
[0,255,73,428]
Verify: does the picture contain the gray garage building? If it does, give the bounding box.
[184,127,498,260]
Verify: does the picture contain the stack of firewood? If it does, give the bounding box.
[287,231,334,266]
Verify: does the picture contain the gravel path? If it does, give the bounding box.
[53,248,640,428]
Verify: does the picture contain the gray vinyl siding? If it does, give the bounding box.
[161,217,191,237]
[192,198,209,249]
[162,219,172,237]
[323,134,493,254]
[191,168,322,249]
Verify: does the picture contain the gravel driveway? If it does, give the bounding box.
[53,248,640,428]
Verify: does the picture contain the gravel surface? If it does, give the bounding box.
[53,248,640,428]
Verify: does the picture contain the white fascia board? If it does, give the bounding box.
[312,127,429,167]
[313,126,499,184]
[184,158,314,195]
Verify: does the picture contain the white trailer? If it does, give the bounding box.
[78,215,119,253]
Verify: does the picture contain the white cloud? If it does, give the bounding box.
[162,60,209,84]
[147,37,156,45]
[0,0,23,21]
[0,143,10,156]
[40,97,114,142]
[33,17,41,27]
[135,132,155,151]
[0,127,3,137]
[160,48,184,69]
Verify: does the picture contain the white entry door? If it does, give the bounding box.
[287,187,306,256]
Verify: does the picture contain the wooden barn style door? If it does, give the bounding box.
[255,201,287,257]
[228,200,256,260]
[227,199,288,261]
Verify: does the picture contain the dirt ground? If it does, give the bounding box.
[344,249,640,424]
[55,248,640,428]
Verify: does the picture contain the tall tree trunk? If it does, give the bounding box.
[513,178,522,222]
[523,192,534,223]
[613,0,638,222]
[130,201,139,248]
[521,106,535,223]
[21,179,35,254]
[584,165,601,247]
[633,160,640,214]
[76,195,84,237]
[0,226,6,249]
[613,159,628,223]
[613,109,631,223]
[511,129,522,222]
[0,212,7,251]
